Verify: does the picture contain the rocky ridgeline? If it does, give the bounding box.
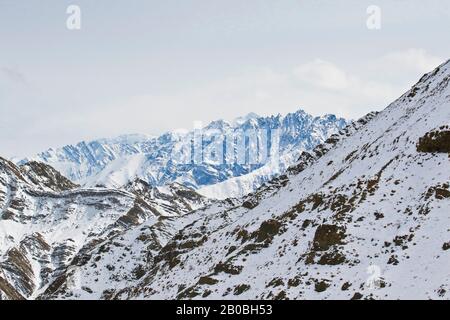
[0,158,214,300]
[1,60,450,300]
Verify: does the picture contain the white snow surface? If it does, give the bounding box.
[23,110,348,199]
[1,60,450,300]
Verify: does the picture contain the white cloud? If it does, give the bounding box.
[1,47,445,158]
[287,49,444,120]
[378,48,444,74]
[62,49,443,138]
[289,59,399,118]
[293,59,352,90]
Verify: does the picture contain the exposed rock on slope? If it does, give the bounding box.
[417,125,450,153]
[2,61,450,300]
[19,161,79,192]
[104,60,449,300]
[0,159,212,300]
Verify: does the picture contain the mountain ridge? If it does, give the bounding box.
[0,157,215,299]
[21,109,348,198]
[108,59,449,300]
[1,60,449,300]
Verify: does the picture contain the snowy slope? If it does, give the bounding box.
[0,158,212,300]
[98,60,448,300]
[23,110,348,196]
[2,60,450,300]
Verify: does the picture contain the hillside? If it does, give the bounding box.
[0,158,213,299]
[105,60,449,300]
[1,60,449,300]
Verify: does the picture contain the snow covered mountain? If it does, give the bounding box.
[107,59,448,300]
[2,60,450,300]
[23,110,348,198]
[0,157,214,299]
[33,59,450,300]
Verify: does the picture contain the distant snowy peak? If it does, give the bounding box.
[96,133,156,145]
[199,112,377,200]
[2,60,449,300]
[22,109,349,196]
[232,112,261,126]
[113,59,450,300]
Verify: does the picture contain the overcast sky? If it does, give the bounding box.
[1,0,450,158]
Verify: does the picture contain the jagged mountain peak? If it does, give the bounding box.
[1,61,450,300]
[0,157,25,179]
[0,155,215,300]
[105,61,449,300]
[19,161,79,193]
[204,119,231,130]
[232,112,261,126]
[22,109,349,197]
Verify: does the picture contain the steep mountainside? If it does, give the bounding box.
[0,158,213,300]
[109,60,448,300]
[23,111,348,196]
[2,61,449,300]
[36,60,450,300]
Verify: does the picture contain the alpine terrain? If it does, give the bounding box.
[22,110,348,198]
[1,60,449,300]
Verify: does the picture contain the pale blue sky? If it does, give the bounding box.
[1,0,450,157]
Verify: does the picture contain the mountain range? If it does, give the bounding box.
[22,110,348,199]
[1,60,449,300]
